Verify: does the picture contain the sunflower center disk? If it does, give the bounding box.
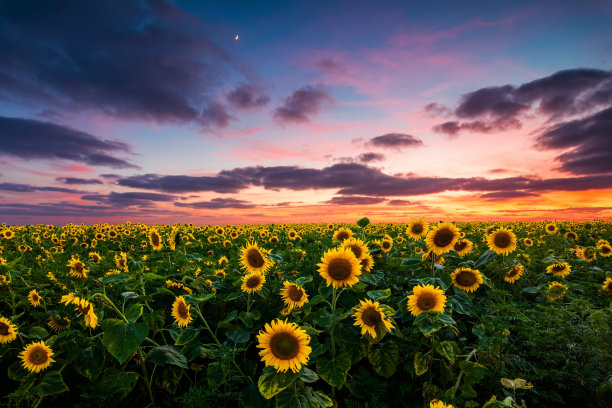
[247,277,261,288]
[416,294,436,311]
[75,263,83,273]
[382,241,391,249]
[288,286,304,301]
[270,333,299,360]
[348,246,362,258]
[247,249,265,268]
[552,264,565,272]
[336,232,349,241]
[455,271,477,287]
[493,233,511,248]
[361,307,382,327]
[31,349,47,364]
[433,229,454,247]
[454,242,467,251]
[412,224,423,234]
[0,323,9,335]
[151,234,160,246]
[507,268,519,277]
[328,259,353,280]
[178,303,188,318]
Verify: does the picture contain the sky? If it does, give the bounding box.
[0,0,611,225]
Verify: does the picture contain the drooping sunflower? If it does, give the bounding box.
[504,265,524,283]
[0,316,18,344]
[406,218,429,240]
[218,256,229,267]
[353,299,394,339]
[28,289,42,307]
[546,262,571,278]
[240,243,273,274]
[317,247,362,289]
[407,284,447,316]
[241,272,266,294]
[47,315,71,333]
[487,228,517,255]
[149,229,163,250]
[89,252,102,263]
[171,296,193,328]
[545,223,557,234]
[583,247,597,262]
[280,281,309,309]
[215,269,226,278]
[332,227,354,242]
[340,237,369,259]
[360,252,375,272]
[426,222,460,255]
[67,256,88,278]
[256,319,311,373]
[20,341,55,373]
[602,277,612,296]
[453,239,474,256]
[114,252,128,272]
[74,298,98,329]
[546,282,568,301]
[451,268,483,293]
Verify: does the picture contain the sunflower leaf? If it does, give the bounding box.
[276,384,333,408]
[101,318,148,364]
[367,340,399,378]
[148,345,188,368]
[175,326,201,346]
[366,288,391,301]
[257,366,300,399]
[414,352,431,376]
[316,353,351,388]
[34,370,68,396]
[475,250,496,268]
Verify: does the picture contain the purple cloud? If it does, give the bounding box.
[273,86,332,123]
[174,198,256,209]
[56,177,103,185]
[227,84,270,109]
[366,133,424,150]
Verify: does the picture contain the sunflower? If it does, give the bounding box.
[451,268,483,293]
[317,247,362,289]
[545,223,557,234]
[47,315,71,332]
[108,229,118,239]
[74,298,98,328]
[280,281,309,309]
[215,227,225,235]
[240,243,273,274]
[256,319,311,373]
[218,256,229,267]
[523,238,533,247]
[426,222,460,255]
[333,227,354,242]
[453,239,474,256]
[114,252,128,272]
[2,229,14,239]
[546,282,568,301]
[546,262,571,278]
[28,289,42,307]
[67,256,88,278]
[406,218,429,240]
[360,252,375,272]
[20,341,55,373]
[504,265,524,283]
[171,296,193,328]
[269,236,279,245]
[288,230,298,240]
[381,239,393,253]
[487,228,517,255]
[565,231,577,240]
[241,272,266,294]
[407,284,447,316]
[0,316,18,344]
[599,244,612,257]
[149,229,163,250]
[89,252,102,263]
[583,247,597,262]
[353,299,394,339]
[215,269,226,278]
[340,237,369,259]
[602,277,612,296]
[430,401,455,408]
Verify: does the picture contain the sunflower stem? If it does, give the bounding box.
[246,292,251,313]
[137,347,156,406]
[452,348,477,400]
[93,293,128,323]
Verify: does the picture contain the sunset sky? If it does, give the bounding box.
[1,0,611,225]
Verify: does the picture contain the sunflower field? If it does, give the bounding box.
[0,219,611,408]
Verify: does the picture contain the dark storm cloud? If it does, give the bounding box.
[0,182,85,194]
[56,177,103,185]
[366,133,424,149]
[357,152,386,163]
[0,116,137,168]
[273,86,332,123]
[82,191,176,207]
[479,191,540,200]
[535,106,612,175]
[0,0,241,127]
[227,84,270,109]
[174,198,256,209]
[325,196,387,205]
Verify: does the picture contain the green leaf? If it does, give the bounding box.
[27,326,49,339]
[414,352,431,376]
[121,291,138,301]
[356,217,370,227]
[227,329,250,344]
[101,368,139,400]
[311,309,333,328]
[185,293,216,303]
[300,366,319,383]
[522,285,544,294]
[401,257,422,266]
[367,341,399,378]
[74,345,105,380]
[258,366,301,399]
[125,303,143,323]
[434,341,456,363]
[207,362,225,389]
[475,250,496,268]
[267,253,284,262]
[101,318,148,364]
[102,273,130,285]
[143,272,165,280]
[175,326,201,346]
[316,353,351,388]
[301,326,323,336]
[276,385,333,408]
[34,371,68,396]
[148,345,188,368]
[449,290,474,315]
[295,276,313,286]
[366,288,391,301]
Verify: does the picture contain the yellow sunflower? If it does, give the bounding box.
[28,289,42,307]
[523,238,533,247]
[74,298,98,329]
[407,284,447,316]
[451,268,483,293]
[360,252,375,272]
[171,296,193,328]
[504,265,524,283]
[215,269,226,278]
[426,222,460,255]
[564,231,577,240]
[430,401,455,408]
[598,244,612,257]
[288,230,298,240]
[340,237,369,259]
[0,316,18,344]
[241,272,266,294]
[406,218,429,240]
[47,315,71,332]
[240,243,273,274]
[20,341,55,373]
[332,227,354,242]
[280,281,309,309]
[149,229,163,250]
[546,262,571,278]
[256,319,311,373]
[114,252,128,272]
[487,228,517,255]
[89,252,102,263]
[353,299,394,339]
[602,277,612,296]
[317,247,362,289]
[380,238,393,253]
[545,223,557,234]
[67,256,89,278]
[453,239,474,256]
[546,282,568,301]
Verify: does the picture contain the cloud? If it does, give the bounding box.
[366,133,424,150]
[535,106,612,175]
[456,85,528,119]
[487,168,509,174]
[81,191,176,207]
[0,202,185,219]
[325,196,387,205]
[227,84,270,109]
[56,177,103,185]
[479,191,540,200]
[0,116,138,168]
[315,58,347,75]
[118,173,248,193]
[387,199,416,206]
[433,118,521,137]
[174,198,256,209]
[0,182,85,194]
[198,103,235,128]
[357,152,386,163]
[273,86,332,123]
[423,102,452,117]
[0,0,244,127]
